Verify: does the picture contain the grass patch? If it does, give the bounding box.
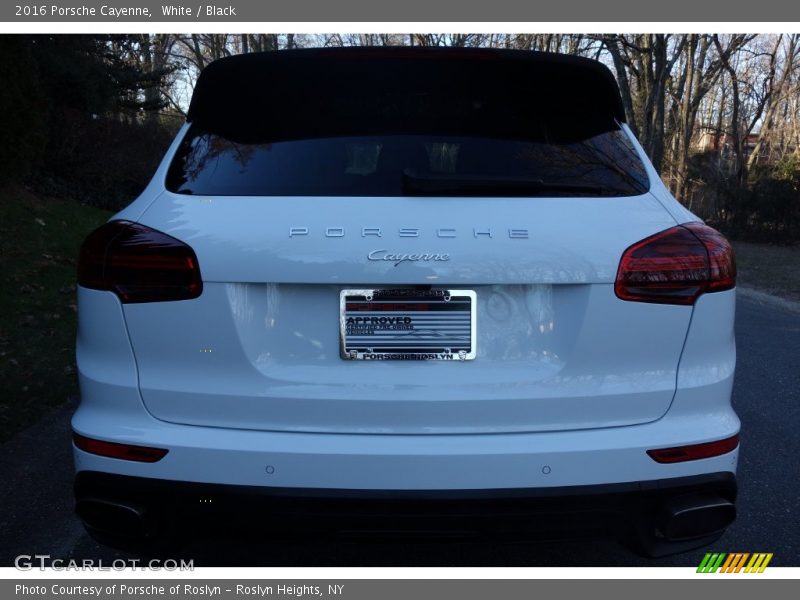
[733,241,800,303]
[0,185,111,442]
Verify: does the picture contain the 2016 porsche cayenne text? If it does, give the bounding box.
[72,48,739,557]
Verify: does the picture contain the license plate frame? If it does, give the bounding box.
[340,288,477,361]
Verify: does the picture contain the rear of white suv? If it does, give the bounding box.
[72,48,739,557]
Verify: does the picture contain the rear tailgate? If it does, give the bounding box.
[121,48,689,435]
[122,192,688,434]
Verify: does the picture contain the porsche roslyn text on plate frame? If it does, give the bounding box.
[340,289,477,361]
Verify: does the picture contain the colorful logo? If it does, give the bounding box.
[697,553,773,573]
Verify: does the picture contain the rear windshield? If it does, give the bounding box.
[166,130,650,197]
[169,52,650,197]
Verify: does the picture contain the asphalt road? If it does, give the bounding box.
[1,294,798,567]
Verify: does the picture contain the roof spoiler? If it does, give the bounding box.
[187,47,627,144]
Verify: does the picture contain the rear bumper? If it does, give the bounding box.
[72,402,740,490]
[74,470,737,543]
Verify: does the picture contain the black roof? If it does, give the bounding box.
[187,47,626,143]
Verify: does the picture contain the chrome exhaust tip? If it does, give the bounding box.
[75,498,156,538]
[657,494,736,541]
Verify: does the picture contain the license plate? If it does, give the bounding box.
[340,289,476,361]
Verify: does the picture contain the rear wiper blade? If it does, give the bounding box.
[401,171,610,197]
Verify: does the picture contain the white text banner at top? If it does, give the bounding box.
[4,1,800,23]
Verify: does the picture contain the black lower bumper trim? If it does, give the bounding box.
[75,471,736,543]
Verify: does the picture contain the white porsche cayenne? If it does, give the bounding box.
[72,48,739,557]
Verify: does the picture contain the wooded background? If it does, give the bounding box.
[1,33,798,242]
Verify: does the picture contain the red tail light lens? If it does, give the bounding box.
[615,223,735,305]
[73,433,169,463]
[682,223,737,292]
[78,221,202,303]
[647,434,740,463]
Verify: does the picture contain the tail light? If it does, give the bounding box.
[78,220,202,303]
[615,222,735,305]
[73,433,168,462]
[647,434,740,463]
